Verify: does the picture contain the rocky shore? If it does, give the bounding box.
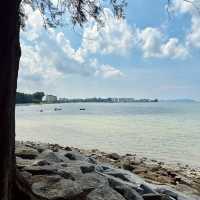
[16,141,200,200]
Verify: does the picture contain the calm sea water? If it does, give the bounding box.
[16,102,200,167]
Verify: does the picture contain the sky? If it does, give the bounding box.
[18,0,200,100]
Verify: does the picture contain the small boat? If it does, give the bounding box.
[40,109,43,112]
[54,108,62,111]
[80,108,86,111]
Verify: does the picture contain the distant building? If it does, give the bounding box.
[45,95,57,103]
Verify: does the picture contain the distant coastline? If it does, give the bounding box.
[56,97,159,103]
[16,91,159,104]
[16,91,199,104]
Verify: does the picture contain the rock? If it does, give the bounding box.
[24,165,57,175]
[134,167,148,174]
[56,169,75,180]
[16,157,35,168]
[123,160,135,171]
[86,157,97,164]
[97,166,144,185]
[142,193,162,200]
[16,146,38,159]
[131,158,143,166]
[56,164,83,180]
[64,146,72,151]
[80,164,95,174]
[108,175,138,190]
[140,184,157,195]
[31,175,84,200]
[87,185,126,200]
[155,188,178,200]
[107,153,121,160]
[108,177,143,200]
[95,165,111,173]
[37,150,63,163]
[32,159,50,166]
[33,143,49,153]
[15,141,199,200]
[64,151,85,161]
[78,173,108,192]
[37,145,49,153]
[105,171,131,182]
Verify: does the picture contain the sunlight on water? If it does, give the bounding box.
[16,102,200,167]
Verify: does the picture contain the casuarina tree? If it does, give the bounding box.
[0,0,127,199]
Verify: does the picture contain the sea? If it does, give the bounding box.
[16,102,200,167]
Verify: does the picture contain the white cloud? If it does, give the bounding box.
[90,59,124,78]
[168,0,194,14]
[19,5,124,87]
[80,8,134,56]
[186,14,200,48]
[169,0,200,48]
[161,38,188,58]
[138,27,188,59]
[95,64,124,78]
[138,27,163,58]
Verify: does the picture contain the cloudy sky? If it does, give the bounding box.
[18,0,200,100]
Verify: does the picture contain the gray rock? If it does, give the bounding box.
[64,151,85,161]
[104,171,131,182]
[108,177,143,200]
[95,164,113,173]
[16,146,38,159]
[24,165,57,175]
[16,157,35,168]
[56,169,75,180]
[140,184,157,195]
[142,193,162,200]
[35,143,50,153]
[78,173,108,192]
[32,159,50,166]
[107,153,121,160]
[87,185,126,200]
[37,150,63,163]
[86,157,97,164]
[55,149,72,162]
[31,175,83,200]
[96,166,144,185]
[80,164,95,174]
[56,164,83,180]
[107,175,139,190]
[64,146,72,151]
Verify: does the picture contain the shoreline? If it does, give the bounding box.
[78,147,200,196]
[16,141,200,199]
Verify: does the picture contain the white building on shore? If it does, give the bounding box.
[44,95,57,103]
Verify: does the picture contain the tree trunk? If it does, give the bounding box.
[0,0,21,199]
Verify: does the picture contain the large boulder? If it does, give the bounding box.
[78,173,108,192]
[87,185,126,200]
[37,150,64,163]
[16,146,39,159]
[24,165,57,175]
[108,177,143,200]
[31,175,84,200]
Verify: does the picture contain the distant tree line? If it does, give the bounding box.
[16,92,45,104]
[58,97,159,103]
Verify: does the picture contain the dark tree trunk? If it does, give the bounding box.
[0,0,21,199]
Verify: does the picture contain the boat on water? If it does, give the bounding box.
[80,108,86,111]
[54,108,62,111]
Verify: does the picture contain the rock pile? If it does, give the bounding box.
[16,141,200,200]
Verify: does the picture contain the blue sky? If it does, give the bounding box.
[18,0,200,100]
